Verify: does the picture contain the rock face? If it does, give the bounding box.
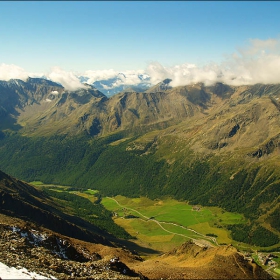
[0,222,144,279]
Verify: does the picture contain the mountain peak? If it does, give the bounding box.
[145,78,172,93]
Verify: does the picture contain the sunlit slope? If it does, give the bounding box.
[0,80,280,248]
[131,241,273,279]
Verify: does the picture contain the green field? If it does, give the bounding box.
[101,195,246,251]
[30,183,279,258]
[84,189,99,195]
[275,268,280,275]
[30,181,45,186]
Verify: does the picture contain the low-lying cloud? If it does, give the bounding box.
[1,38,280,89]
[47,67,86,91]
[82,69,148,88]
[146,38,280,87]
[83,69,118,84]
[0,64,86,91]
[0,63,45,82]
[0,63,29,81]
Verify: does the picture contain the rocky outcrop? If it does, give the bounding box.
[0,223,144,279]
[249,134,280,158]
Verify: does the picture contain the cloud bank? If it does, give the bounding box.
[146,38,280,87]
[83,69,118,84]
[0,64,86,91]
[0,63,45,82]
[47,67,87,91]
[0,63,29,81]
[1,38,280,89]
[83,69,148,89]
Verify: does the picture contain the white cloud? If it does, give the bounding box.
[146,62,170,84]
[222,38,280,85]
[146,38,280,87]
[47,67,86,91]
[120,70,147,85]
[82,69,147,86]
[0,63,29,81]
[83,69,118,84]
[1,38,280,89]
[0,65,87,90]
[146,62,218,87]
[100,83,112,90]
[239,38,278,57]
[0,63,44,81]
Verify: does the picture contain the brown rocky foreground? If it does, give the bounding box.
[0,214,145,279]
[0,214,273,280]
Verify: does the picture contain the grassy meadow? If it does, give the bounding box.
[29,182,280,259]
[101,195,246,251]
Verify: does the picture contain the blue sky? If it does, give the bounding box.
[1,1,279,72]
[1,1,280,88]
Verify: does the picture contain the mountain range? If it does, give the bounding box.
[0,76,280,277]
[0,77,212,136]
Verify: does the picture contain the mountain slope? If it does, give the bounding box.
[131,241,273,279]
[0,169,123,244]
[0,78,212,136]
[0,170,272,280]
[2,79,280,140]
[0,79,280,249]
[0,78,63,131]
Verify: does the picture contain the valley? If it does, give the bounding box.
[102,196,238,250]
[29,182,280,278]
[3,1,280,278]
[1,77,280,278]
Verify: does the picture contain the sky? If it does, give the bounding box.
[1,1,280,89]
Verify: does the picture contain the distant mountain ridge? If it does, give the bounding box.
[1,77,280,151]
[0,78,107,135]
[0,77,206,136]
[1,77,280,140]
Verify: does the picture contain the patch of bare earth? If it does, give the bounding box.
[130,241,273,279]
